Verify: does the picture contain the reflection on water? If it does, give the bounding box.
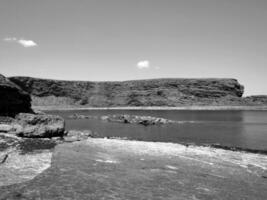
[47,110,267,151]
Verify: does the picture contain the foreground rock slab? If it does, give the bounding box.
[1,139,266,199]
[0,149,52,187]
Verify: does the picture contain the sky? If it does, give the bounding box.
[1,0,267,96]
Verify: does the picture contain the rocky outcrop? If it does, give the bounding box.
[0,74,32,116]
[14,113,65,138]
[102,115,176,126]
[9,76,245,107]
[69,114,176,126]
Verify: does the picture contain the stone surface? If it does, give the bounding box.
[0,138,266,199]
[9,76,246,107]
[15,113,65,138]
[0,149,52,187]
[0,74,32,116]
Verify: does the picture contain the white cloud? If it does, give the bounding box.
[18,39,37,47]
[3,37,38,47]
[137,60,150,69]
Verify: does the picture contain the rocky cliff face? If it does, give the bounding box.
[9,76,245,107]
[0,74,32,116]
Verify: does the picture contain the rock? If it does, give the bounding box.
[64,130,94,142]
[0,74,32,117]
[0,125,13,133]
[15,113,65,138]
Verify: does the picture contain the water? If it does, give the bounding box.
[47,110,267,151]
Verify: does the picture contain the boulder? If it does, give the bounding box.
[15,113,65,138]
[0,74,32,117]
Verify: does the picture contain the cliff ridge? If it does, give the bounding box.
[9,76,246,107]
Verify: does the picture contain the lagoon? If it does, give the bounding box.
[47,109,267,152]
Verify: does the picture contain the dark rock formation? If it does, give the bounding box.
[14,113,65,138]
[9,76,245,107]
[0,74,32,116]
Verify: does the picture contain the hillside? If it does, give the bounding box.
[9,76,248,107]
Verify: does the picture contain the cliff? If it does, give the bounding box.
[9,76,245,107]
[0,74,32,116]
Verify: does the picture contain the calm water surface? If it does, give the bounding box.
[47,110,267,151]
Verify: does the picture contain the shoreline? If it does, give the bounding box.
[98,137,267,155]
[33,105,267,111]
[1,132,267,156]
